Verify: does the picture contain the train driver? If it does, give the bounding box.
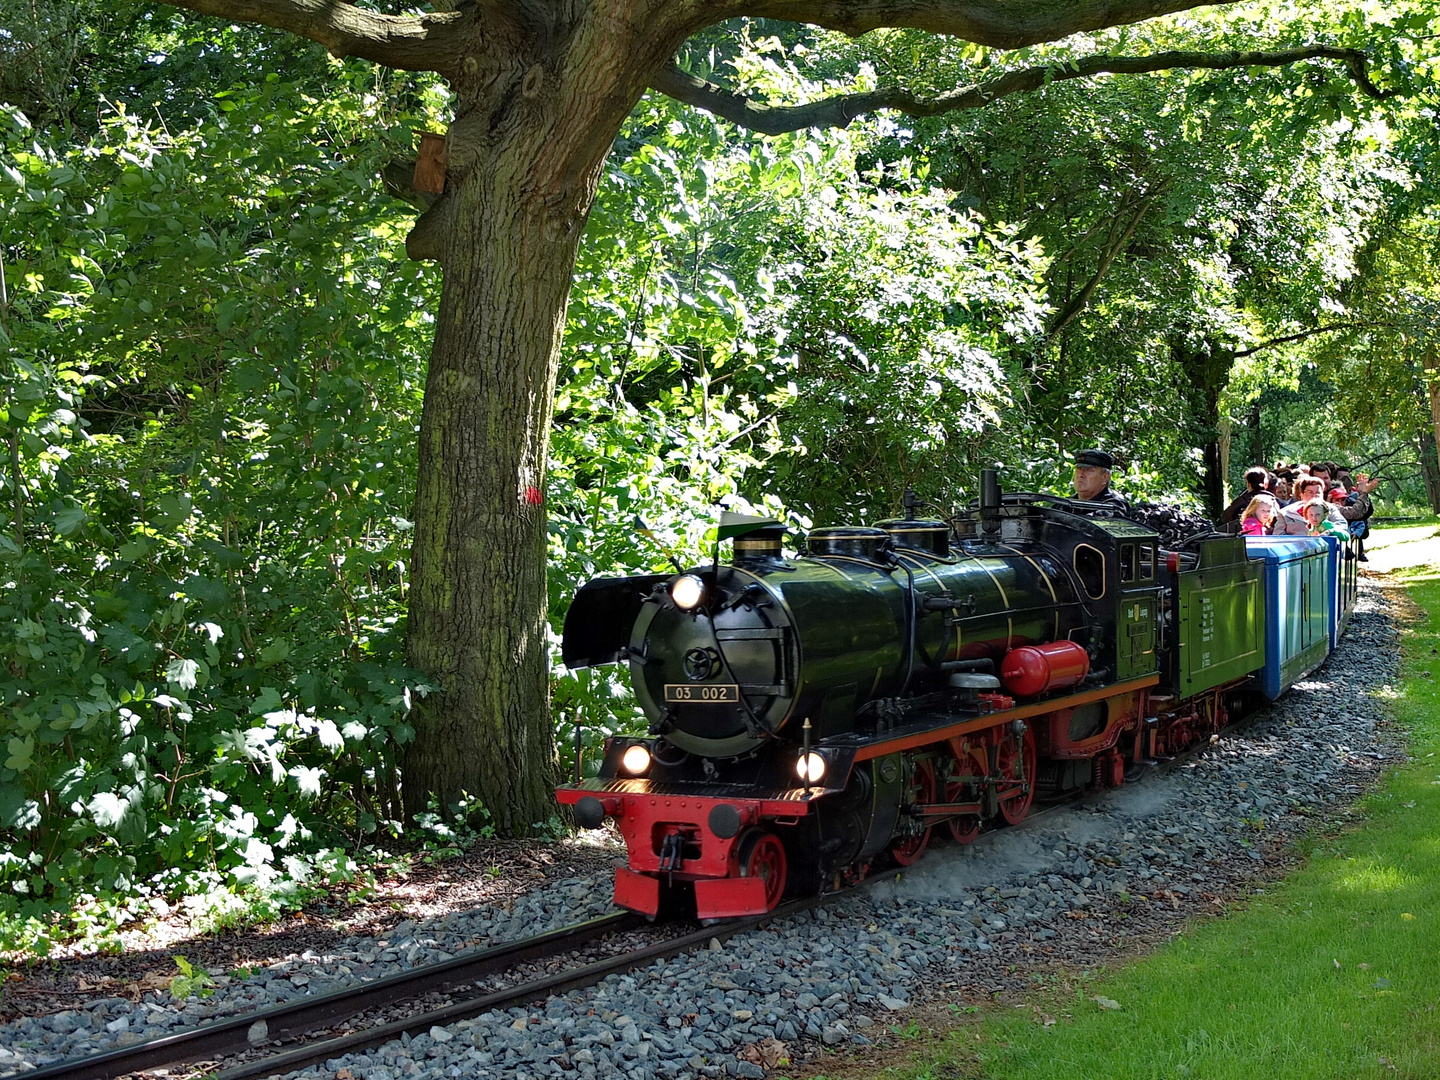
[1070,449,1129,512]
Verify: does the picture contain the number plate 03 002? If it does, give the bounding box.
[664,683,739,703]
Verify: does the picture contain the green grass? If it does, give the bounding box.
[1371,505,1440,527]
[1372,517,1440,532]
[884,564,1440,1080]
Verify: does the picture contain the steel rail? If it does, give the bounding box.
[23,911,645,1080]
[210,891,842,1080]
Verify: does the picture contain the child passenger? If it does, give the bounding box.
[1239,494,1279,536]
[1299,498,1351,540]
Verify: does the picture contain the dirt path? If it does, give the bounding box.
[1364,523,1440,575]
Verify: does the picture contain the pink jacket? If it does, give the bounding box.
[1240,516,1268,536]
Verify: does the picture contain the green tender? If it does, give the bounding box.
[1173,549,1265,698]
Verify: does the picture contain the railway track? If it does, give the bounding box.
[22,911,641,1080]
[22,893,846,1080]
[20,712,1263,1080]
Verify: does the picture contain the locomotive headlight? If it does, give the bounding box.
[670,574,706,610]
[796,752,827,784]
[621,744,652,775]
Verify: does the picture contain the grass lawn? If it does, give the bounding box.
[857,564,1440,1080]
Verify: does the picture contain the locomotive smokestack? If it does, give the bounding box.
[980,469,1001,512]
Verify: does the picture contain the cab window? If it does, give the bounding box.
[1074,544,1106,599]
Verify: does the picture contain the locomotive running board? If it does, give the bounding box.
[843,674,1160,762]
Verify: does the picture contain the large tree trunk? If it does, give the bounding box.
[403,162,577,832]
[1417,436,1440,514]
[1425,350,1440,512]
[1416,434,1440,515]
[400,9,686,833]
[1173,339,1234,517]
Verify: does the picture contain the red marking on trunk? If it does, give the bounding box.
[524,485,543,505]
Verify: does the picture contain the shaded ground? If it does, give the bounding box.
[0,836,623,1020]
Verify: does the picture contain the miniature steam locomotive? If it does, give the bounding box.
[556,471,1358,920]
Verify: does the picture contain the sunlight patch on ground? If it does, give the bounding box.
[1331,860,1414,895]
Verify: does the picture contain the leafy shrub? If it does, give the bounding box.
[0,83,434,950]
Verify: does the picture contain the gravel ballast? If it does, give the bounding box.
[0,579,1405,1080]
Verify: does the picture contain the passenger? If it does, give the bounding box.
[1334,472,1379,523]
[1273,478,1294,506]
[1069,449,1129,512]
[1342,472,1380,561]
[1219,466,1271,524]
[1299,498,1351,540]
[1281,471,1374,527]
[1275,477,1334,534]
[1239,494,1279,536]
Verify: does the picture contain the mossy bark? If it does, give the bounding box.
[1426,351,1440,513]
[401,5,690,834]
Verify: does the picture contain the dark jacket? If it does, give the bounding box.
[1338,492,1372,522]
[1218,488,1263,524]
[1076,487,1129,514]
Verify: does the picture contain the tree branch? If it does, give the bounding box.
[1350,442,1412,473]
[741,0,1240,49]
[382,161,440,212]
[651,45,1400,136]
[406,198,450,263]
[1046,187,1159,338]
[151,0,471,73]
[1232,321,1388,358]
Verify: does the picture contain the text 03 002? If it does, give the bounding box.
[664,683,739,703]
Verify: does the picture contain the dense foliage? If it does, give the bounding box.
[1,0,1437,951]
[0,52,442,946]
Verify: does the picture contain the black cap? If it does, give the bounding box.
[1074,449,1114,469]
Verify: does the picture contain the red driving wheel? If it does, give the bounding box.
[891,760,936,866]
[946,744,984,844]
[735,829,787,911]
[995,724,1037,826]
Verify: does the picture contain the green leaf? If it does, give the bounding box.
[87,791,126,828]
[5,736,34,772]
[315,718,343,753]
[53,506,87,536]
[0,785,39,829]
[154,494,193,530]
[165,657,201,692]
[250,686,285,716]
[289,765,324,799]
[259,638,292,666]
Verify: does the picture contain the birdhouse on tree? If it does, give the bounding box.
[413,131,447,195]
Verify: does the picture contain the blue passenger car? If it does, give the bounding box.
[1244,536,1333,700]
[1324,533,1360,647]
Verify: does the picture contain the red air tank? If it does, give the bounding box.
[1000,640,1091,698]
